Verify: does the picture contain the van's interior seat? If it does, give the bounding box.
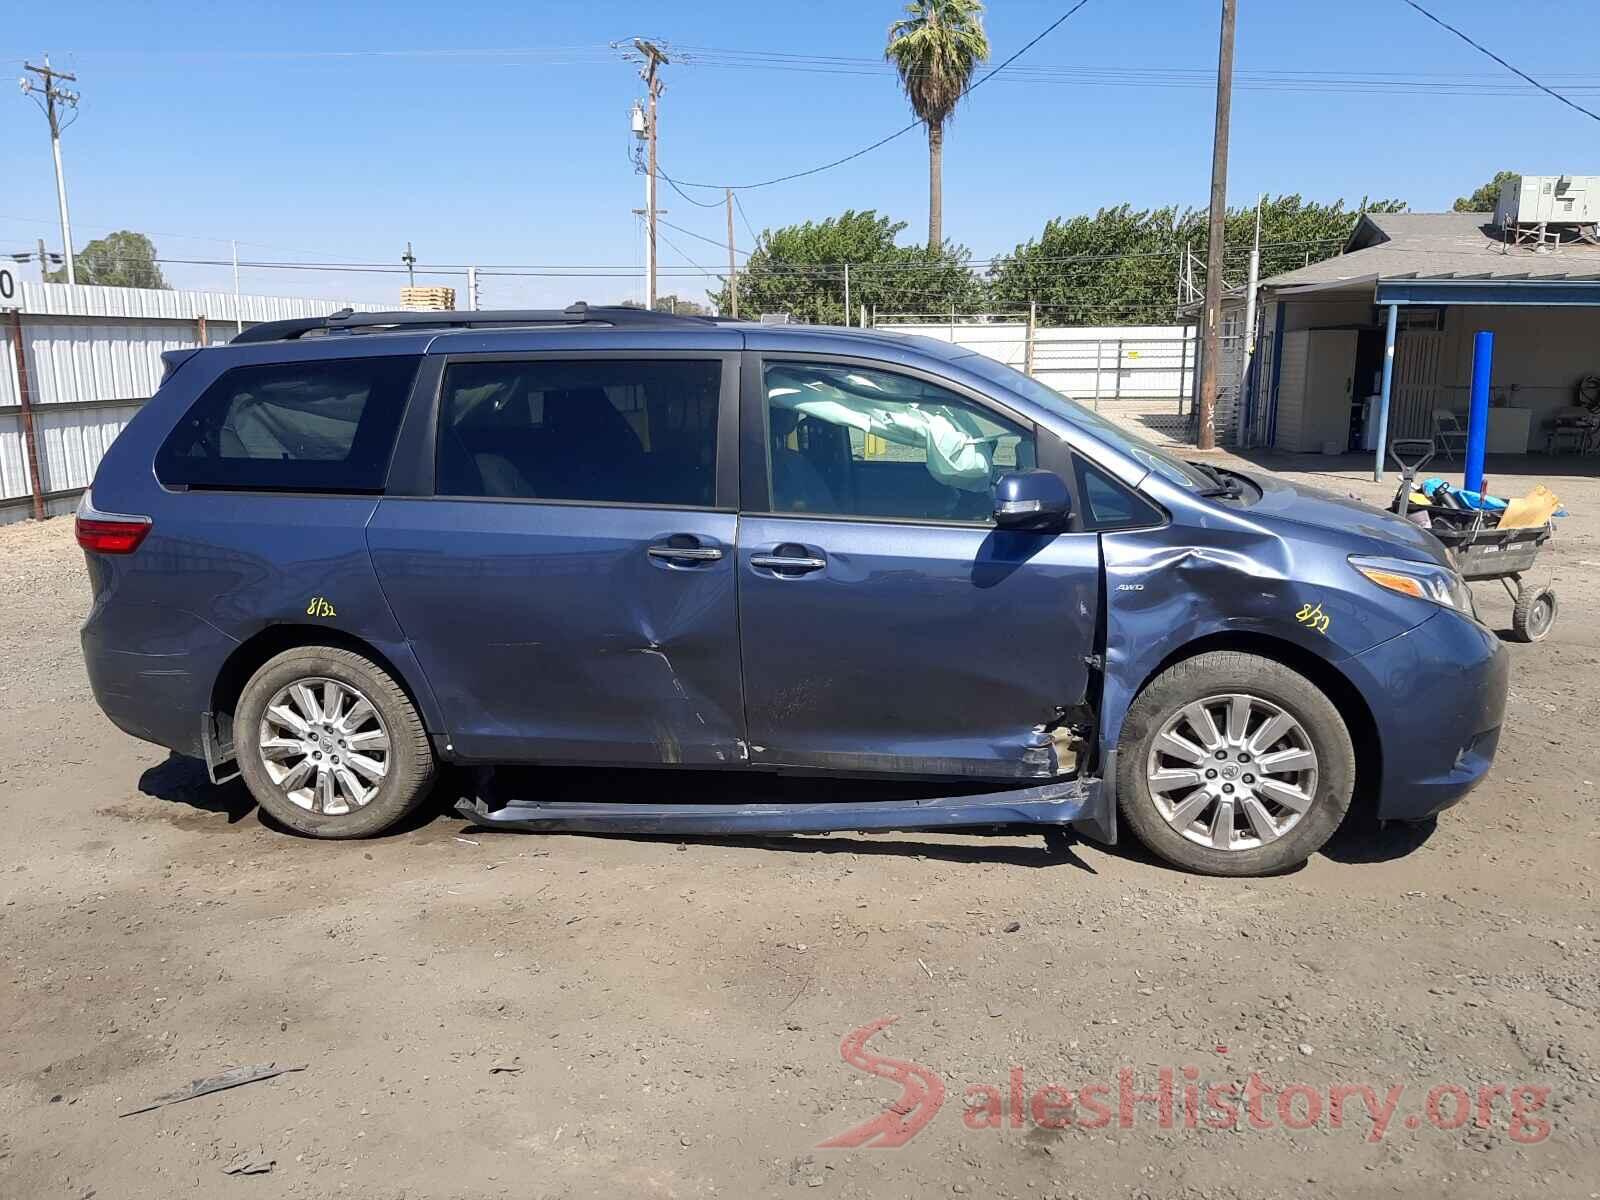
[768,408,836,513]
[537,387,646,501]
[437,421,536,498]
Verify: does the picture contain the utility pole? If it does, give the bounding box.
[467,265,480,310]
[1195,0,1236,451]
[635,39,669,309]
[725,188,739,318]
[21,57,80,286]
[37,238,50,283]
[1238,194,1264,443]
[401,242,416,287]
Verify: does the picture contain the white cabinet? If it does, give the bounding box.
[1274,330,1358,453]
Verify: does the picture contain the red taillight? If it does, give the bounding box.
[75,516,151,554]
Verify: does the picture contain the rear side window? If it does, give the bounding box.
[436,359,721,506]
[157,356,420,493]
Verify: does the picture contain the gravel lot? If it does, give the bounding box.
[2,451,1598,1200]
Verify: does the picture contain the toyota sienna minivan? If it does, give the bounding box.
[76,305,1508,875]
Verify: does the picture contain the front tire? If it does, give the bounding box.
[235,646,436,839]
[1116,651,1354,876]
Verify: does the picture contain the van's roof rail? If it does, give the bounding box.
[230,302,727,344]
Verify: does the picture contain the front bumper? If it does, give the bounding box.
[1346,610,1510,821]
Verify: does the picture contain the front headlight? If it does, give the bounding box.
[1349,554,1474,615]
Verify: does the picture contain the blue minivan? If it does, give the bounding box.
[77,305,1507,875]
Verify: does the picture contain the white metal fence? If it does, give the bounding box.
[876,320,1199,445]
[1,281,382,524]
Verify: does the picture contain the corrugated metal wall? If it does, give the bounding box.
[1,282,384,523]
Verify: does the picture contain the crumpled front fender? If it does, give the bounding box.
[1095,517,1429,769]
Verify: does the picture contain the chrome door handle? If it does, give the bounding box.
[750,554,827,572]
[648,545,724,563]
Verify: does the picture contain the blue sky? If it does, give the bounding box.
[3,0,1596,308]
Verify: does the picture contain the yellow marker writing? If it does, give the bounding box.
[1295,601,1330,635]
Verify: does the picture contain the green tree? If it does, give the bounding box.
[1454,171,1518,213]
[710,209,983,324]
[50,230,168,289]
[885,0,990,250]
[652,294,709,316]
[988,195,1406,325]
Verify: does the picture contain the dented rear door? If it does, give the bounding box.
[368,348,747,766]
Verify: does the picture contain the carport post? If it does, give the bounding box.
[1374,302,1398,482]
[1465,330,1493,495]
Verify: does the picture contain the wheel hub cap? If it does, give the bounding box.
[1145,693,1319,851]
[258,677,391,816]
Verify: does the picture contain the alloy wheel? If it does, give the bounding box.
[1145,693,1319,851]
[257,677,391,816]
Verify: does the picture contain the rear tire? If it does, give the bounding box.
[1115,651,1354,876]
[235,646,436,839]
[1510,586,1556,643]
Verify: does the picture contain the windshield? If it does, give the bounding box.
[957,352,1214,491]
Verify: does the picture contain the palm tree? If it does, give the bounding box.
[885,0,990,250]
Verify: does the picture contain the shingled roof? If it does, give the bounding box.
[1260,211,1600,289]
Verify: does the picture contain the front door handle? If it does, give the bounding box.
[750,553,827,572]
[648,544,724,564]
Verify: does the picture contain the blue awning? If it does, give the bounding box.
[1377,279,1600,307]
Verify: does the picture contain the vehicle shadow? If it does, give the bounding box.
[589,829,1095,870]
[137,753,256,823]
[136,752,452,838]
[1318,810,1439,864]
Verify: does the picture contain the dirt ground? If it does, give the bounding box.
[2,452,1598,1200]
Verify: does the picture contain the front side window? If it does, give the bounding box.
[763,361,1035,523]
[157,356,420,492]
[436,359,720,506]
[957,352,1215,492]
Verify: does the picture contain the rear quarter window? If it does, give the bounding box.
[156,356,420,492]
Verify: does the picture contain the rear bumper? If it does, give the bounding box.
[80,604,237,759]
[1347,611,1510,822]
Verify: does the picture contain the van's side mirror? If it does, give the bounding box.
[992,469,1072,532]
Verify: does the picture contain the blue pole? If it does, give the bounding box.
[1465,330,1493,495]
[1374,303,1398,481]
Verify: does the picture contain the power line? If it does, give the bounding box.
[653,228,712,276]
[668,45,1600,95]
[733,193,761,247]
[1397,0,1600,123]
[655,216,750,258]
[659,0,1096,194]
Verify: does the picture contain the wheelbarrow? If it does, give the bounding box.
[1386,439,1558,643]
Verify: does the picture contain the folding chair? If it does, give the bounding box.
[1433,410,1469,461]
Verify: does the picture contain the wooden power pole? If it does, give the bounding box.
[635,40,669,309]
[1196,0,1236,451]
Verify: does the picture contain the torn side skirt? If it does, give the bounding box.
[455,778,1100,836]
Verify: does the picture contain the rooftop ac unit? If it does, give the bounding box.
[1495,174,1600,228]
